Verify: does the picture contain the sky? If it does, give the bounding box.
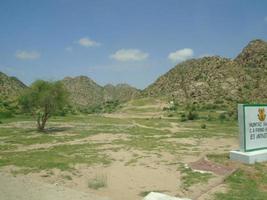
[0,0,266,89]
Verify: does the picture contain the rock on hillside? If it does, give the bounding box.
[144,39,267,105]
[0,72,27,99]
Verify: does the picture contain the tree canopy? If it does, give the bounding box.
[19,80,69,131]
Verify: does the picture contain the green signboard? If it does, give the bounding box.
[238,104,267,152]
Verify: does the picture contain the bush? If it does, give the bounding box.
[0,98,16,119]
[167,113,174,117]
[103,100,120,113]
[186,104,196,111]
[0,110,13,119]
[227,109,237,120]
[163,107,169,111]
[219,113,227,121]
[206,114,213,121]
[180,113,187,122]
[81,100,121,114]
[201,124,206,129]
[187,110,198,120]
[180,116,187,122]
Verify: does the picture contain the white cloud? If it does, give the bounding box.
[65,46,73,52]
[168,48,194,62]
[15,50,40,60]
[110,49,149,61]
[78,37,100,47]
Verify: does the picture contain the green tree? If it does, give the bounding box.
[19,80,69,131]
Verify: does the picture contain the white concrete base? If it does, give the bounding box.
[230,149,267,164]
[143,192,191,200]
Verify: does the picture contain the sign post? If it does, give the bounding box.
[230,104,267,164]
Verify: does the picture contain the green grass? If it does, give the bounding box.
[207,153,230,164]
[128,97,160,107]
[215,168,267,200]
[0,111,266,200]
[0,143,111,171]
[51,114,131,125]
[123,106,162,113]
[0,114,238,183]
[133,118,172,128]
[179,165,213,189]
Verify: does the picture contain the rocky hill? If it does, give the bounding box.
[61,76,104,107]
[143,39,267,106]
[0,72,27,100]
[103,83,140,102]
[0,73,140,108]
[1,39,266,108]
[61,76,140,107]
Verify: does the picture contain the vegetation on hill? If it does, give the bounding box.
[0,72,27,99]
[0,72,27,120]
[143,39,267,108]
[103,83,140,102]
[0,39,266,115]
[61,76,140,108]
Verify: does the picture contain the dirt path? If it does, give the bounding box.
[0,172,110,200]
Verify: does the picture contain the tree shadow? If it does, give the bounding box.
[39,127,72,134]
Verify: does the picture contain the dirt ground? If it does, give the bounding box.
[0,171,109,200]
[0,101,239,200]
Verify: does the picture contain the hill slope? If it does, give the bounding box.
[0,72,27,99]
[144,39,267,105]
[62,76,140,107]
[62,76,104,107]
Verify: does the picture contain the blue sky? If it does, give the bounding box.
[0,0,266,89]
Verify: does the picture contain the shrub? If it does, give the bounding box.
[0,110,13,119]
[218,113,227,121]
[0,98,16,119]
[201,124,206,129]
[180,116,187,122]
[206,114,213,121]
[227,109,237,120]
[180,113,187,122]
[187,110,198,120]
[167,113,174,117]
[163,107,169,111]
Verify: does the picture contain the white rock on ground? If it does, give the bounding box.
[143,192,191,200]
[0,172,110,200]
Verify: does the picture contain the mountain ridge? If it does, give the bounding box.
[143,39,267,106]
[0,72,27,100]
[1,39,267,107]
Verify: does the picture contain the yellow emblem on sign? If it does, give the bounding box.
[258,108,266,121]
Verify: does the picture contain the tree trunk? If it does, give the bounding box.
[37,113,49,131]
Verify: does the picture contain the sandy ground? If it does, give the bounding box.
[0,172,109,200]
[0,106,239,200]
